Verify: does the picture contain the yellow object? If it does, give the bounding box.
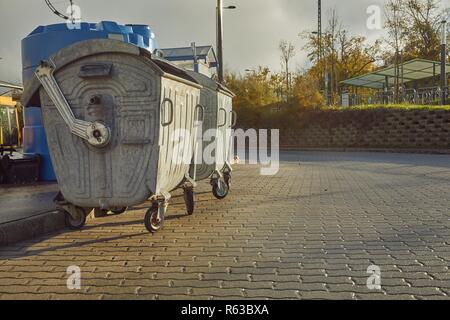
[0,96,17,107]
[0,96,21,146]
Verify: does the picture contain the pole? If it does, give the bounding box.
[191,42,198,73]
[217,0,224,83]
[318,0,327,105]
[441,19,447,105]
[318,0,322,60]
[324,62,329,106]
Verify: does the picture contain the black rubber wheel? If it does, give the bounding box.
[64,207,87,230]
[212,178,230,200]
[144,205,164,233]
[111,207,127,215]
[224,174,231,186]
[184,189,195,215]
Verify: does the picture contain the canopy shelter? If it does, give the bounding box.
[341,59,450,89]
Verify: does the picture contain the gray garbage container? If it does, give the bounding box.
[186,71,235,200]
[22,39,203,233]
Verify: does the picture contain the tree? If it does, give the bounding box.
[326,9,340,104]
[384,0,408,102]
[403,0,441,61]
[279,40,296,100]
[301,10,381,105]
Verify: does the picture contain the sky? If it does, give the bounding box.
[0,0,449,84]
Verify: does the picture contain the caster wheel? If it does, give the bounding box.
[144,205,164,233]
[111,207,127,215]
[212,178,230,200]
[224,174,231,185]
[184,189,195,215]
[65,207,87,230]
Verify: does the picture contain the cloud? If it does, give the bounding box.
[0,0,429,83]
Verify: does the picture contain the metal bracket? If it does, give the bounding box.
[223,161,233,174]
[210,170,223,182]
[184,173,197,189]
[150,191,172,203]
[35,60,111,148]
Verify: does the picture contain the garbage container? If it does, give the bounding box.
[186,71,235,200]
[22,39,202,233]
[21,21,159,182]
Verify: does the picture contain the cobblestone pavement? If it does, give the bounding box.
[1,151,450,300]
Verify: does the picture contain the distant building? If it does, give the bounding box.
[159,45,218,78]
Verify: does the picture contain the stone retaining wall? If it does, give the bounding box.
[279,109,450,150]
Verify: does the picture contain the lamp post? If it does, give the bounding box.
[217,0,236,83]
[312,31,329,106]
[440,19,447,105]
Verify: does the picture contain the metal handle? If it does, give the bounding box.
[194,104,204,125]
[35,60,111,148]
[218,108,227,128]
[161,98,174,126]
[231,111,237,128]
[79,63,112,78]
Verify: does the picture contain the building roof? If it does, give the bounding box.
[159,45,217,66]
[341,58,450,89]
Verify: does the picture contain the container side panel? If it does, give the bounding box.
[156,77,200,195]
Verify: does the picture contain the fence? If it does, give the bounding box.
[341,86,450,106]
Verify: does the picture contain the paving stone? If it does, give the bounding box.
[1,151,450,300]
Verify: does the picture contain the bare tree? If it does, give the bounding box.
[403,0,442,60]
[279,40,296,100]
[326,8,341,104]
[385,0,408,102]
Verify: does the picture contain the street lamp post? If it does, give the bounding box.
[217,0,224,83]
[440,19,447,105]
[312,31,329,106]
[216,0,236,83]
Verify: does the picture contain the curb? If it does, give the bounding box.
[279,147,450,155]
[0,211,66,247]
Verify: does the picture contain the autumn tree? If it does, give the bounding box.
[279,40,296,99]
[301,9,381,105]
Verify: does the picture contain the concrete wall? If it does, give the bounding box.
[279,109,450,151]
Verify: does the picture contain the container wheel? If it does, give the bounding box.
[224,173,231,186]
[212,178,230,200]
[64,207,87,230]
[144,205,164,233]
[111,207,127,215]
[184,188,195,215]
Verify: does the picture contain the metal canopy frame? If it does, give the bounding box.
[341,58,450,89]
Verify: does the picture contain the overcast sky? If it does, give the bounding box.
[0,0,449,84]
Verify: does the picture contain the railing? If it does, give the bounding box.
[341,86,450,106]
